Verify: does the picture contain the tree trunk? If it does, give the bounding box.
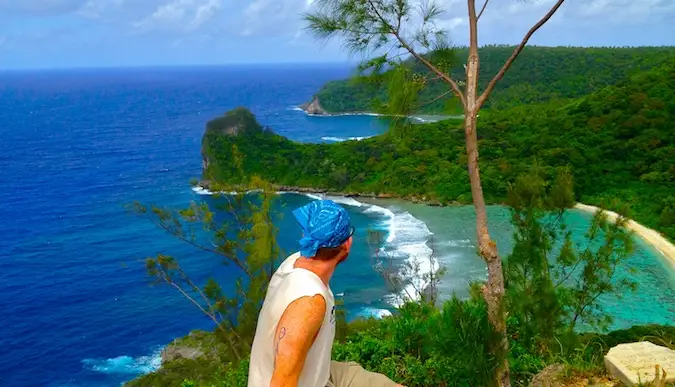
[465,1,510,385]
[465,111,510,387]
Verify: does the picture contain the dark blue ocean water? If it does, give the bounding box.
[0,66,394,387]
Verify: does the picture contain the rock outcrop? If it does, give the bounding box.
[604,341,675,386]
[205,107,263,136]
[201,107,264,178]
[160,330,225,365]
[530,364,565,387]
[299,96,328,115]
[161,345,204,363]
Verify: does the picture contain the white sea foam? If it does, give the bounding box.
[299,109,384,118]
[303,193,324,201]
[321,136,373,142]
[362,203,437,306]
[385,211,435,306]
[192,186,215,195]
[191,186,259,196]
[436,239,475,248]
[280,192,364,207]
[363,204,396,242]
[82,348,162,375]
[357,307,393,319]
[324,195,363,207]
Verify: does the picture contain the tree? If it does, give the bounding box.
[132,177,281,362]
[504,168,636,354]
[305,0,567,385]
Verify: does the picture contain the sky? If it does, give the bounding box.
[0,0,674,69]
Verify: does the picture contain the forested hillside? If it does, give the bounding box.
[313,46,675,114]
[203,60,675,240]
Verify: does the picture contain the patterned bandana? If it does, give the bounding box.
[292,199,354,258]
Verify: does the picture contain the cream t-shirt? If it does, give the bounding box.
[248,252,336,387]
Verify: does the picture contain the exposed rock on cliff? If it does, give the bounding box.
[299,96,328,115]
[204,107,262,136]
[201,107,265,179]
[160,330,221,364]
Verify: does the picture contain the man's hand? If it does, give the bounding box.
[270,294,326,387]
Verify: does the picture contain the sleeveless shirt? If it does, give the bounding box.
[248,252,336,387]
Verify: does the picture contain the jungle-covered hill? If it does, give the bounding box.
[309,45,675,115]
[202,60,675,241]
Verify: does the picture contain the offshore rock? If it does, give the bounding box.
[299,96,328,115]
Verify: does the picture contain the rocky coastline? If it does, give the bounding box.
[298,96,381,117]
[198,180,675,265]
[297,97,456,123]
[197,180,447,207]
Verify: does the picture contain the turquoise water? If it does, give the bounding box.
[370,200,675,329]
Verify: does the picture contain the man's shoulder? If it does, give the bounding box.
[274,252,302,274]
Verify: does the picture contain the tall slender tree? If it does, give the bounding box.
[305,1,567,385]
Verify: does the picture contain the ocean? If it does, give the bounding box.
[1,65,673,387]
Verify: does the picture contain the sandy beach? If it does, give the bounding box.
[575,203,675,269]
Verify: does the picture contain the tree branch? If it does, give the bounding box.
[161,273,242,360]
[149,216,253,278]
[553,255,584,289]
[477,0,490,21]
[417,90,453,109]
[365,0,467,108]
[476,0,566,109]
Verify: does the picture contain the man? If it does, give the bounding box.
[248,199,403,387]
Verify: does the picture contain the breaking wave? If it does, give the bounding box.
[82,348,162,375]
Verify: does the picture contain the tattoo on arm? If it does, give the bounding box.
[270,295,326,386]
[275,327,287,355]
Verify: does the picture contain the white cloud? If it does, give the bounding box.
[2,0,675,68]
[193,0,221,27]
[579,0,675,23]
[135,0,222,31]
[77,0,125,18]
[439,17,465,31]
[239,0,313,37]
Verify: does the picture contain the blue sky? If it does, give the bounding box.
[0,0,674,69]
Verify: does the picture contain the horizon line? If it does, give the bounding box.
[2,44,674,72]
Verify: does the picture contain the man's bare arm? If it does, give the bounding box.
[270,294,326,387]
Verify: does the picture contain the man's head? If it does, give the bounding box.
[292,199,354,263]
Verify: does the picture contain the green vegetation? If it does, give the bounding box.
[128,188,660,386]
[128,179,281,387]
[203,61,675,241]
[312,46,675,115]
[129,70,675,387]
[132,311,675,387]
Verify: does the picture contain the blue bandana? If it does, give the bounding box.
[292,199,354,258]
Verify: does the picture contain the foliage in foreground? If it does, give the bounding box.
[130,308,675,387]
[129,170,645,387]
[131,177,281,365]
